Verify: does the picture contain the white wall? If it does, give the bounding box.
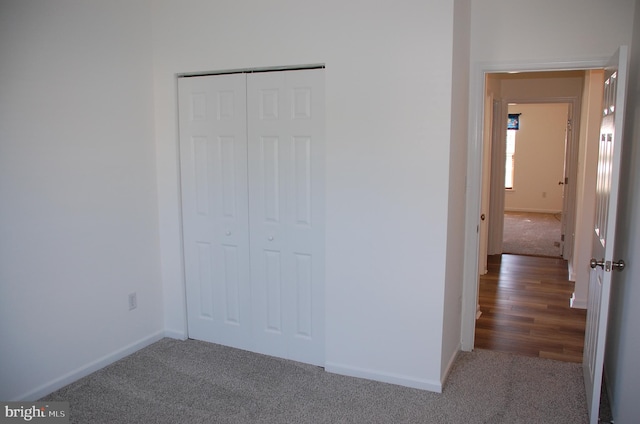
[441,0,471,380]
[152,0,459,390]
[499,72,585,100]
[0,0,163,400]
[605,1,640,420]
[504,103,567,213]
[471,0,635,63]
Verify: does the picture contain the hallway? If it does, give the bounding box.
[474,254,587,363]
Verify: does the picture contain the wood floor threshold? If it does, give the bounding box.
[474,254,587,363]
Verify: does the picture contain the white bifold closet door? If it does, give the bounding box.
[178,69,325,366]
[178,73,251,351]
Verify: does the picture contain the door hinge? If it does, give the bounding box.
[561,234,565,242]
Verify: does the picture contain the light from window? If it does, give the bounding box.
[505,129,516,189]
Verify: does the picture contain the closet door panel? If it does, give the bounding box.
[178,74,252,350]
[247,69,325,365]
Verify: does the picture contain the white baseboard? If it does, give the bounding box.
[570,292,587,309]
[324,362,442,393]
[440,348,460,390]
[504,208,562,214]
[17,330,165,401]
[164,329,188,340]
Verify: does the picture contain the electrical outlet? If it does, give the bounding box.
[128,292,137,311]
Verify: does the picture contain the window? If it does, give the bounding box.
[505,129,516,189]
[507,113,520,130]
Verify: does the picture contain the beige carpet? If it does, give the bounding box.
[503,211,562,257]
[41,338,589,423]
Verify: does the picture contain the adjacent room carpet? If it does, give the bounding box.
[502,211,562,257]
[41,338,588,423]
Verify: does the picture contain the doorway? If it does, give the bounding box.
[461,63,607,353]
[479,72,583,359]
[500,102,569,259]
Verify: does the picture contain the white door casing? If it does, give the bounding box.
[478,93,494,275]
[560,103,574,258]
[583,47,628,424]
[178,69,325,366]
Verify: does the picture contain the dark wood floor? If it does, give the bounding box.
[474,254,587,363]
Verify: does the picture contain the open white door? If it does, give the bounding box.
[583,46,628,424]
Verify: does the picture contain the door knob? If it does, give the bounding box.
[590,258,625,272]
[611,260,625,272]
